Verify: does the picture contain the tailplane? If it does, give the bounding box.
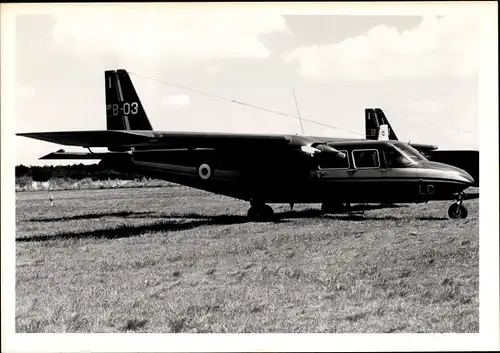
[365,108,398,141]
[105,69,153,131]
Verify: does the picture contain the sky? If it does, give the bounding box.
[9,3,486,166]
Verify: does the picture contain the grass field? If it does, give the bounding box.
[15,186,479,333]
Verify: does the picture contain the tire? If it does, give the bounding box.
[259,205,275,222]
[459,204,468,219]
[247,204,275,222]
[448,203,461,219]
[247,206,259,221]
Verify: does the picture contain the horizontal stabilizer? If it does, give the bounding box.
[39,150,131,160]
[17,130,158,147]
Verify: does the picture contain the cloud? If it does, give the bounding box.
[49,5,289,62]
[162,94,191,106]
[282,14,480,81]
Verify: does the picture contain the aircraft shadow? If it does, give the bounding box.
[17,214,252,243]
[324,214,448,221]
[275,204,407,219]
[23,203,407,223]
[24,211,156,223]
[17,205,446,243]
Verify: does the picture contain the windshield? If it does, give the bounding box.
[393,143,427,162]
[384,146,413,167]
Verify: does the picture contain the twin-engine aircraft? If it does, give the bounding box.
[365,108,479,187]
[17,69,476,221]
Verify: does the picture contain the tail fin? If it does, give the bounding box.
[105,69,153,131]
[365,108,398,141]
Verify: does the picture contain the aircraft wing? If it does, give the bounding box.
[16,130,293,149]
[409,143,438,153]
[118,131,293,149]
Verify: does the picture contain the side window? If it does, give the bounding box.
[384,147,397,168]
[318,150,349,169]
[352,149,380,169]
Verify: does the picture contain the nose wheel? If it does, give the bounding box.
[247,202,275,222]
[448,192,468,219]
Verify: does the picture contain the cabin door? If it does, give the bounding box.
[315,149,351,200]
[347,148,387,202]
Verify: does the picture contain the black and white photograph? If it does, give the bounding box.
[1,1,498,352]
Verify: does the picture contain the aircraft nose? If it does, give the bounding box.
[450,167,474,185]
[426,161,475,187]
[461,170,475,185]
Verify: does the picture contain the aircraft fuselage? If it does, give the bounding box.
[103,139,474,205]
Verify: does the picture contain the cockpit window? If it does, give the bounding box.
[384,146,413,168]
[352,149,380,169]
[394,143,427,162]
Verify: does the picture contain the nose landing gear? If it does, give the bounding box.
[448,192,468,219]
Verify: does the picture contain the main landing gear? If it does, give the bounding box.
[448,192,468,219]
[247,201,275,222]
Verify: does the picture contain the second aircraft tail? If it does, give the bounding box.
[365,108,398,141]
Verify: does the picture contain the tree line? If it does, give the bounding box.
[16,164,144,181]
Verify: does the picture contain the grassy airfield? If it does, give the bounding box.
[15,185,479,333]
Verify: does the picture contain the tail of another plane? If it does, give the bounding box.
[364,107,439,157]
[105,69,153,131]
[365,108,398,141]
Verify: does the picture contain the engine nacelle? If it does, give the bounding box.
[311,143,347,159]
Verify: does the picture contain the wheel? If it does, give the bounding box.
[459,204,468,219]
[448,203,460,219]
[247,206,259,221]
[259,204,275,222]
[247,204,275,222]
[448,203,468,219]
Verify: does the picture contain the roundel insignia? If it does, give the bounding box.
[198,163,212,180]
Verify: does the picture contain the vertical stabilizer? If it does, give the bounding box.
[365,108,398,141]
[365,108,378,140]
[105,69,153,131]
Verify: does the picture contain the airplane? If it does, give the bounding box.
[17,69,476,221]
[365,108,479,186]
